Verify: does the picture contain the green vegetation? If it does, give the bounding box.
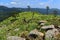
[0,12,60,40]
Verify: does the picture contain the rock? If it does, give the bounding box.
[55,26,60,32]
[38,20,47,26]
[20,31,28,38]
[39,20,47,23]
[58,26,60,28]
[41,25,54,31]
[29,29,44,36]
[14,28,19,31]
[55,33,60,40]
[45,28,59,40]
[28,29,44,40]
[7,36,26,40]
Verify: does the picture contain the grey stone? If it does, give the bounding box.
[41,25,54,30]
[7,36,26,40]
[45,28,59,40]
[29,29,44,36]
[38,20,47,26]
[28,29,44,40]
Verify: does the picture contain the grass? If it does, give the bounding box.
[0,12,60,40]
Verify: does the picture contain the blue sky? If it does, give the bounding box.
[0,0,60,9]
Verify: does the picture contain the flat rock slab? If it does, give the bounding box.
[7,36,26,40]
[41,25,54,29]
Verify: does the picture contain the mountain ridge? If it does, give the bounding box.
[0,6,60,21]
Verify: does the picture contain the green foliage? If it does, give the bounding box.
[0,12,60,40]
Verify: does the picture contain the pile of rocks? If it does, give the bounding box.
[41,25,60,40]
[7,20,60,40]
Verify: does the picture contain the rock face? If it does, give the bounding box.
[7,36,26,40]
[28,29,44,40]
[45,28,59,40]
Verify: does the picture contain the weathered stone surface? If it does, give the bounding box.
[45,28,59,40]
[38,20,47,26]
[58,26,60,28]
[41,25,54,30]
[29,29,44,36]
[28,29,44,40]
[39,20,47,23]
[14,28,19,31]
[20,31,28,38]
[7,36,26,40]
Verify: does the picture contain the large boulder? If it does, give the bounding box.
[45,28,59,40]
[28,29,44,40]
[7,36,26,40]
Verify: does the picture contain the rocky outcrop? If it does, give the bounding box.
[7,24,60,40]
[41,25,60,40]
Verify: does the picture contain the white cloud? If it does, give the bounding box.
[10,2,17,5]
[39,2,45,5]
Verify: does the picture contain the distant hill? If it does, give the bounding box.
[19,8,60,14]
[0,6,20,21]
[0,6,60,21]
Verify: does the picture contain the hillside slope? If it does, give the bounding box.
[0,12,60,40]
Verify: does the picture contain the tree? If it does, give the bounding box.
[27,6,34,19]
[27,6,31,11]
[46,6,49,15]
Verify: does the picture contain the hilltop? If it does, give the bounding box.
[0,12,60,40]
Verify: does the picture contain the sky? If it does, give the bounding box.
[0,0,60,9]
